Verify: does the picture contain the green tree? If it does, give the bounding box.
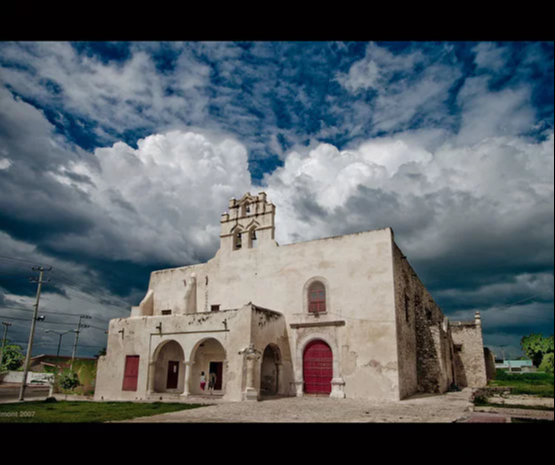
[520,333,554,367]
[539,353,554,374]
[0,343,24,371]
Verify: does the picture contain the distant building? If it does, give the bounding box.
[496,359,536,373]
[29,354,97,372]
[96,192,489,402]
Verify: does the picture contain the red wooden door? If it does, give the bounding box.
[167,361,179,390]
[122,355,140,391]
[303,340,333,395]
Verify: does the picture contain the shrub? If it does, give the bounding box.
[0,343,24,371]
[59,371,81,391]
[539,353,554,374]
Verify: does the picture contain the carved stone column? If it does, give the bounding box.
[147,361,156,395]
[292,380,304,397]
[181,361,193,397]
[239,343,261,401]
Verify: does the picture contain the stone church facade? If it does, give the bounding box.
[95,192,488,402]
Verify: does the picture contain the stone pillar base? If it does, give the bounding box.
[330,378,346,399]
[292,381,304,397]
[243,387,258,401]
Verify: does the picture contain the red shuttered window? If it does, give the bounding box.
[122,355,140,391]
[308,282,326,313]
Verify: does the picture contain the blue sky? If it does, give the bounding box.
[0,41,553,360]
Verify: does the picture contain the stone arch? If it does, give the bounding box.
[260,343,282,396]
[151,340,186,394]
[295,332,344,398]
[302,276,331,314]
[248,224,259,249]
[232,228,243,250]
[189,337,227,395]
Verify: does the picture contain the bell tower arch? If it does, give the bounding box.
[220,192,276,252]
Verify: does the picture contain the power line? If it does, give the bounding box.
[1,255,130,314]
[0,315,90,328]
[495,290,554,310]
[6,341,105,349]
[0,255,52,268]
[54,269,135,305]
[49,270,132,309]
[87,325,108,332]
[0,302,117,325]
[0,305,95,318]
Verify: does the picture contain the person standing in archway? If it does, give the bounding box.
[200,371,207,392]
[208,371,217,395]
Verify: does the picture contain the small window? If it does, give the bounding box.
[161,310,172,315]
[308,282,326,313]
[211,305,220,312]
[122,355,140,391]
[250,229,258,248]
[455,344,463,352]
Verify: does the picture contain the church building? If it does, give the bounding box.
[95,192,489,402]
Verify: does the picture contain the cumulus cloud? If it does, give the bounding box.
[49,130,252,264]
[262,129,553,354]
[264,132,553,253]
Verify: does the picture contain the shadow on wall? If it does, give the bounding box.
[414,286,453,394]
[484,347,496,381]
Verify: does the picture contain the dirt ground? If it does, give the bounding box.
[121,388,476,423]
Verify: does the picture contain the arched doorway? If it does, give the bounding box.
[303,339,333,395]
[190,338,226,395]
[152,340,185,394]
[260,344,281,396]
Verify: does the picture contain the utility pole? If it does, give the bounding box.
[19,266,50,401]
[70,315,91,370]
[0,321,12,369]
[45,329,74,357]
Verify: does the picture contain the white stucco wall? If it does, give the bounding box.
[108,226,401,401]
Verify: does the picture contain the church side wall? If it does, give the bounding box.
[392,242,454,398]
[391,243,418,399]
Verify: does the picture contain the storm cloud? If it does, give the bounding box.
[0,41,553,358]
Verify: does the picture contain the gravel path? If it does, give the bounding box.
[121,388,475,423]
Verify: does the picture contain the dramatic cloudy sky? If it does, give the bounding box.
[0,41,553,360]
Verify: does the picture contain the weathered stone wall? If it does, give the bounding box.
[450,320,488,388]
[391,242,418,399]
[392,242,454,398]
[484,347,496,381]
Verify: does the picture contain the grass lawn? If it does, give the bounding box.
[488,371,554,398]
[0,400,206,423]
